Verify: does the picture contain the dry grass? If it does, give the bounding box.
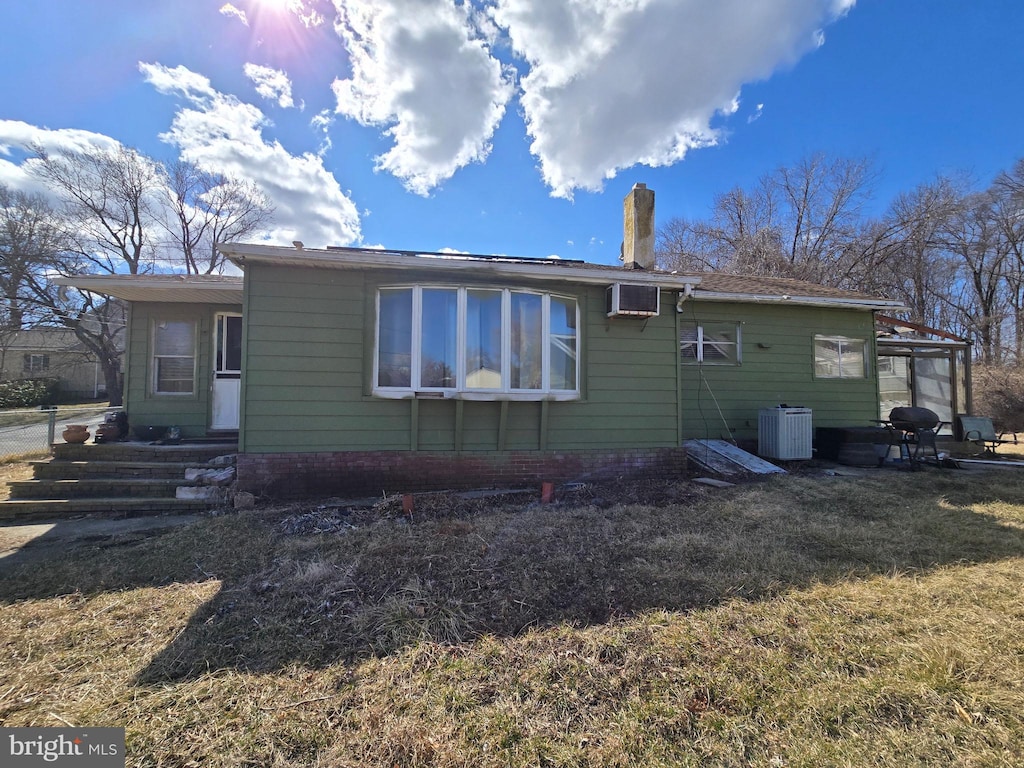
[1,469,1023,766]
[0,461,34,501]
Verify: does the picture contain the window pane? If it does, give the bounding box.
[218,316,243,372]
[511,292,543,389]
[466,289,502,389]
[703,323,737,363]
[879,355,912,417]
[550,296,577,390]
[814,338,841,377]
[679,325,699,360]
[156,357,194,393]
[154,321,194,356]
[838,339,866,378]
[421,288,457,388]
[378,289,412,387]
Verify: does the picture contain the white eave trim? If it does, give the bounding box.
[52,275,244,304]
[691,289,907,312]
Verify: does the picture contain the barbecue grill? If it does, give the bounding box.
[884,406,943,467]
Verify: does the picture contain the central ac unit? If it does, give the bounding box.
[606,283,660,317]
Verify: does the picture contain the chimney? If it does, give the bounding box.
[621,182,655,270]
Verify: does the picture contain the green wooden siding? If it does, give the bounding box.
[240,265,681,453]
[124,302,241,438]
[678,301,879,440]
[235,263,881,453]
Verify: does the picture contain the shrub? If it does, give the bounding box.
[0,377,59,408]
[971,363,1024,430]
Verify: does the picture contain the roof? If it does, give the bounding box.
[51,274,243,304]
[52,245,906,312]
[219,243,905,312]
[4,327,84,351]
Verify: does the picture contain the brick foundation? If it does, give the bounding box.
[236,447,689,499]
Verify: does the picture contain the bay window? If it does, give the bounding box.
[375,286,579,398]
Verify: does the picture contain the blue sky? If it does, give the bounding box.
[1,0,1022,267]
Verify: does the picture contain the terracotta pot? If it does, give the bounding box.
[62,424,90,444]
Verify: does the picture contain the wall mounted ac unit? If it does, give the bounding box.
[606,283,660,317]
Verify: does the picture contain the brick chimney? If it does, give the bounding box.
[621,182,655,270]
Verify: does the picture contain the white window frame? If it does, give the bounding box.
[374,286,580,401]
[680,322,742,365]
[814,335,867,379]
[23,354,50,373]
[151,319,197,396]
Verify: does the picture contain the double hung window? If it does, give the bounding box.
[23,354,50,373]
[152,320,196,395]
[376,286,579,398]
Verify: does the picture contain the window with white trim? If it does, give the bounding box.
[375,286,579,398]
[152,320,197,395]
[680,322,741,365]
[814,335,867,379]
[23,354,50,373]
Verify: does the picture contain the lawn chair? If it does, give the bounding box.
[881,407,945,469]
[954,415,1020,458]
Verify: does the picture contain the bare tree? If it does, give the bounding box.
[30,144,165,275]
[163,160,274,274]
[0,183,127,404]
[657,153,879,287]
[991,159,1024,360]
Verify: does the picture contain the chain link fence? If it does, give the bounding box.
[0,405,115,462]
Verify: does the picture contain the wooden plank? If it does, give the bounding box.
[684,439,786,475]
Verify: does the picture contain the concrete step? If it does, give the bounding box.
[51,442,237,464]
[8,478,185,500]
[0,497,219,522]
[30,460,207,481]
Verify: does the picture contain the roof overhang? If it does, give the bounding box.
[689,290,907,313]
[52,275,243,305]
[218,243,705,290]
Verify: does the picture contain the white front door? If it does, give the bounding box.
[211,313,242,431]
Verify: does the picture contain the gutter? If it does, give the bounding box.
[690,289,907,313]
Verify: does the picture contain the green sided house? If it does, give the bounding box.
[58,184,906,497]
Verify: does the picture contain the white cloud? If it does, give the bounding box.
[310,109,334,156]
[491,0,855,197]
[322,0,854,198]
[219,3,248,26]
[140,62,360,248]
[287,0,326,28]
[330,0,515,196]
[244,63,296,109]
[0,120,122,198]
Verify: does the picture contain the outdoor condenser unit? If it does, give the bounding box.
[758,406,813,460]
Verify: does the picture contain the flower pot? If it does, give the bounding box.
[62,424,90,444]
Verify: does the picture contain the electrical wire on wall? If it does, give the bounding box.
[680,292,736,447]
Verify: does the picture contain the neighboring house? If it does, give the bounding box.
[0,327,109,399]
[58,184,906,497]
